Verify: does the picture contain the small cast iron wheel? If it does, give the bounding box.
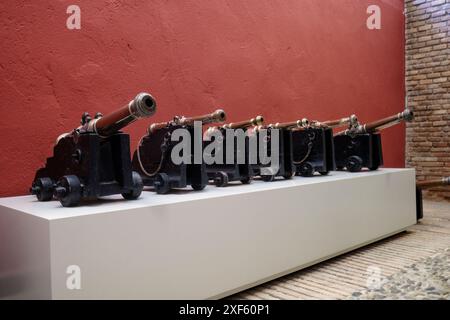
[368,165,379,171]
[283,171,295,180]
[299,162,315,177]
[154,173,171,194]
[261,175,275,182]
[31,177,54,201]
[346,156,363,172]
[214,171,229,187]
[240,176,252,184]
[122,171,144,200]
[191,183,206,191]
[55,175,82,207]
[319,171,329,176]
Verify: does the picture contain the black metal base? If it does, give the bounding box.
[132,124,208,194]
[31,133,143,207]
[292,127,336,177]
[334,133,383,172]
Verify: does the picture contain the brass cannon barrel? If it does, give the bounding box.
[363,109,414,133]
[337,109,413,136]
[93,93,157,137]
[205,115,264,138]
[56,92,156,143]
[176,109,226,126]
[416,177,450,189]
[148,109,226,134]
[318,114,358,128]
[269,118,308,130]
[147,121,171,134]
[223,116,264,129]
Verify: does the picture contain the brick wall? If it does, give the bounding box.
[405,0,450,200]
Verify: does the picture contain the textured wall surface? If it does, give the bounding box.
[405,0,450,200]
[0,0,405,197]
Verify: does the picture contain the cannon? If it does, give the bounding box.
[132,109,226,194]
[416,177,450,220]
[203,116,263,187]
[314,114,359,130]
[334,109,413,172]
[31,92,156,207]
[250,123,296,182]
[271,117,340,177]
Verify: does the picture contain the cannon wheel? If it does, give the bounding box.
[319,171,329,176]
[261,175,275,182]
[346,156,363,172]
[56,175,82,207]
[240,176,252,184]
[32,177,54,201]
[283,171,295,180]
[191,183,206,191]
[214,171,229,187]
[299,162,315,177]
[369,165,379,171]
[122,171,144,200]
[154,173,171,194]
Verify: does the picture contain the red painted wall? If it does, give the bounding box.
[0,0,405,197]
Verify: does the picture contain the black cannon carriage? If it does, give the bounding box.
[250,125,296,182]
[271,118,339,177]
[132,109,226,194]
[291,126,335,177]
[203,116,263,187]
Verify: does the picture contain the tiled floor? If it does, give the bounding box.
[231,200,450,299]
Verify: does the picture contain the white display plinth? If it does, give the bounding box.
[0,169,416,299]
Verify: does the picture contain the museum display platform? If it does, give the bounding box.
[0,168,416,299]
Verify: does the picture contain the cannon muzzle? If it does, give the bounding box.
[92,92,156,137]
